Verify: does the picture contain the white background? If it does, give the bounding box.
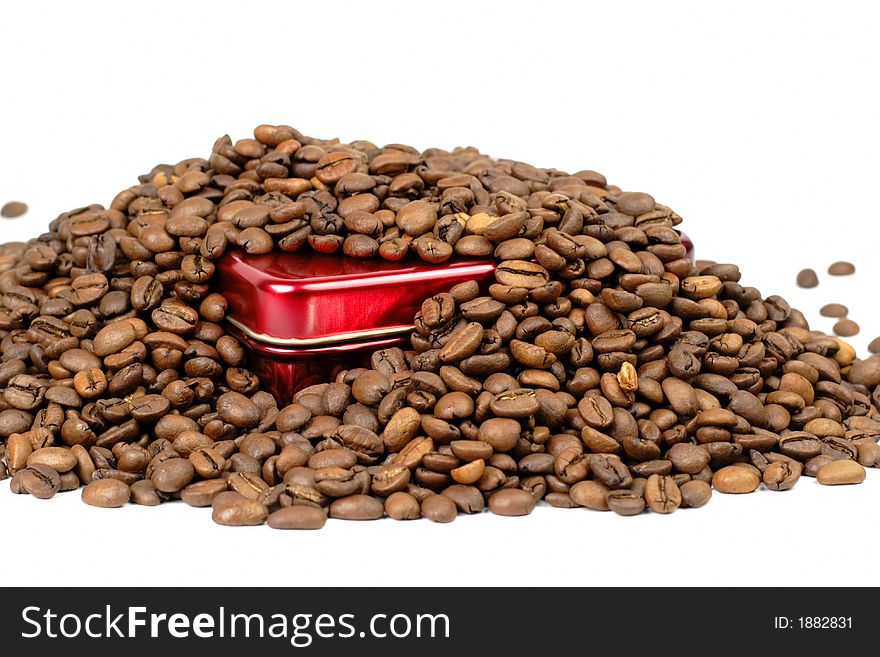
[1,0,878,587]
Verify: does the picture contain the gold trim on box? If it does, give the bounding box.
[226,316,414,347]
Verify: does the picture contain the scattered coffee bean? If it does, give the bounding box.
[827,261,855,276]
[795,268,818,288]
[1,201,28,218]
[819,303,848,318]
[833,319,859,337]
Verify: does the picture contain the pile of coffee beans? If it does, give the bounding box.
[2,124,880,528]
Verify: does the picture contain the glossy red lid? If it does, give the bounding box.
[215,249,497,346]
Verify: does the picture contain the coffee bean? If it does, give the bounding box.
[796,268,818,288]
[668,443,711,474]
[679,480,712,508]
[130,480,162,506]
[93,320,137,357]
[385,491,422,520]
[644,474,682,514]
[816,460,866,485]
[421,493,458,522]
[762,460,801,491]
[488,488,536,516]
[833,319,859,337]
[16,464,61,499]
[819,303,848,318]
[605,489,645,516]
[27,447,77,473]
[267,506,327,530]
[181,479,228,507]
[569,480,610,510]
[478,418,521,452]
[495,260,550,289]
[827,261,855,276]
[6,433,33,473]
[151,458,195,493]
[212,493,269,526]
[490,389,540,418]
[329,494,385,520]
[1,201,28,218]
[712,465,760,494]
[151,298,198,334]
[81,479,130,508]
[217,392,261,429]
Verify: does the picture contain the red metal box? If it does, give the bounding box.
[215,250,497,402]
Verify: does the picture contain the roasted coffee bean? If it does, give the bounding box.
[827,261,855,276]
[712,465,760,494]
[795,268,818,288]
[478,418,521,452]
[15,464,61,499]
[441,485,485,513]
[217,392,260,429]
[267,505,327,530]
[488,488,536,516]
[644,474,682,513]
[569,480,610,510]
[81,479,130,508]
[27,447,77,473]
[818,303,848,318]
[152,298,198,334]
[385,491,422,520]
[762,460,801,491]
[180,479,227,507]
[816,460,866,485]
[211,493,269,526]
[833,319,859,337]
[151,458,194,493]
[329,494,385,520]
[130,480,162,506]
[421,493,458,522]
[679,480,712,508]
[1,201,28,218]
[605,489,645,516]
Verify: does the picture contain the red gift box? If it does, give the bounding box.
[215,250,496,403]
